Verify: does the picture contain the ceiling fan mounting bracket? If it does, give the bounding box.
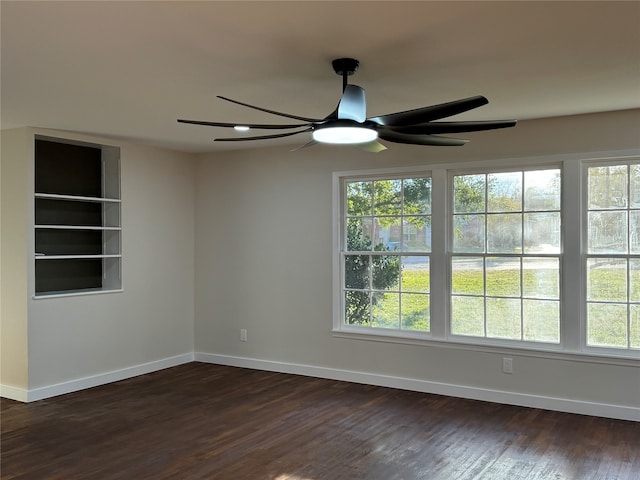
[331,58,359,77]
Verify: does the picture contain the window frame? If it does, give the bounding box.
[333,151,640,365]
[582,157,640,355]
[336,169,434,339]
[446,164,563,348]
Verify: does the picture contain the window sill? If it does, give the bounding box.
[332,328,640,367]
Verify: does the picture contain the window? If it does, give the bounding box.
[334,153,639,360]
[341,175,431,332]
[34,137,121,296]
[586,162,640,350]
[451,169,561,344]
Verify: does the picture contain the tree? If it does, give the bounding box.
[344,217,400,325]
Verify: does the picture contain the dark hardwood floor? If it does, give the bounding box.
[1,362,638,480]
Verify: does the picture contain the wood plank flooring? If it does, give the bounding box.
[1,362,639,479]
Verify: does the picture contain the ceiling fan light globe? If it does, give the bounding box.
[312,126,378,144]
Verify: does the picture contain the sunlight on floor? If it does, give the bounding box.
[274,475,315,480]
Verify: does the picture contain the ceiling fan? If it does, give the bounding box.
[178,58,517,152]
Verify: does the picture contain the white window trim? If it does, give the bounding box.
[332,150,640,365]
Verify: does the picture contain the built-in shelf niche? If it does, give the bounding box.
[34,136,121,296]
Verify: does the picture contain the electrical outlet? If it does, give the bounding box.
[240,329,247,342]
[502,357,513,374]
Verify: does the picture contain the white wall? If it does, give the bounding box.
[1,128,197,398]
[194,110,640,419]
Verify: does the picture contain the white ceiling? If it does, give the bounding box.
[2,1,639,153]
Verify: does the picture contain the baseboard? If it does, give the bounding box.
[195,352,640,422]
[0,384,29,402]
[1,353,195,402]
[5,351,637,421]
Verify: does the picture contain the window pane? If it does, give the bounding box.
[375,217,401,251]
[374,179,402,216]
[523,258,559,299]
[451,296,484,336]
[630,211,640,254]
[452,257,484,295]
[588,165,628,209]
[486,298,521,339]
[587,258,627,302]
[631,165,640,208]
[588,211,627,254]
[345,291,371,326]
[587,303,627,348]
[631,259,640,302]
[524,169,561,211]
[487,213,522,253]
[401,293,430,332]
[402,256,429,293]
[346,218,373,251]
[454,174,485,213]
[488,172,522,212]
[372,255,400,291]
[524,212,560,253]
[453,214,485,253]
[486,257,520,297]
[404,216,430,252]
[372,292,400,329]
[403,177,431,214]
[347,181,372,216]
[344,255,369,289]
[630,305,640,349]
[523,299,559,343]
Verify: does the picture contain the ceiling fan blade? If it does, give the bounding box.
[217,96,322,123]
[338,84,366,122]
[356,140,387,153]
[369,96,489,126]
[290,139,318,151]
[378,130,468,146]
[177,119,310,129]
[214,128,312,142]
[390,120,517,134]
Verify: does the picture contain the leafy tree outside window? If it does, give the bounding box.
[343,176,431,332]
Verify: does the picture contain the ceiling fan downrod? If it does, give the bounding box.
[331,58,359,92]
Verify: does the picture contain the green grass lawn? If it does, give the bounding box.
[365,264,639,348]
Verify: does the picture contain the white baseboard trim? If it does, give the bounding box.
[0,384,29,402]
[1,352,195,403]
[195,352,640,422]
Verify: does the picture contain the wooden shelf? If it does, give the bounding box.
[35,225,122,231]
[35,254,122,260]
[35,193,121,203]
